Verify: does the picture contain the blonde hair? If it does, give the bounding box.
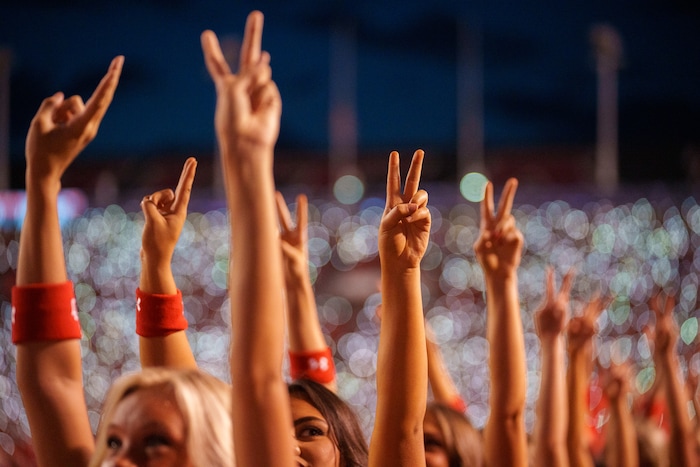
[90,367,233,467]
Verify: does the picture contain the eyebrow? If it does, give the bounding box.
[294,416,328,427]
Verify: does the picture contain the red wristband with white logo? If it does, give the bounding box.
[289,347,336,384]
[135,288,187,337]
[12,281,81,344]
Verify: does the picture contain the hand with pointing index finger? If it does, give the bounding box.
[140,157,198,268]
[379,149,431,270]
[473,178,523,277]
[25,56,123,184]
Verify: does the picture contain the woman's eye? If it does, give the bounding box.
[424,436,444,450]
[106,436,122,450]
[144,435,171,448]
[298,426,325,439]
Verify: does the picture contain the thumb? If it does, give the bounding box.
[382,203,418,230]
[33,92,64,127]
[141,196,163,224]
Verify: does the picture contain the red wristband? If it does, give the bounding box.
[135,288,187,337]
[12,281,81,344]
[448,395,468,413]
[289,347,336,384]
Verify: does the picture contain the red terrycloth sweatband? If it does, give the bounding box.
[12,281,81,344]
[448,395,468,413]
[289,347,336,384]
[135,288,187,337]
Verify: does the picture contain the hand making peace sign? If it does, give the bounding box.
[200,11,281,163]
[378,150,431,270]
[474,178,523,277]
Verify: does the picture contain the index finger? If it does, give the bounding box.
[494,177,518,224]
[275,191,294,233]
[402,149,424,200]
[201,30,233,85]
[76,55,123,130]
[385,151,401,211]
[239,10,264,71]
[480,181,495,227]
[294,193,308,235]
[559,268,576,299]
[172,157,198,213]
[544,266,555,304]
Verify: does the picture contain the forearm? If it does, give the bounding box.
[17,177,66,285]
[605,397,639,467]
[658,352,697,467]
[226,153,292,466]
[485,273,526,413]
[137,258,196,368]
[370,266,427,466]
[483,272,528,466]
[285,273,327,352]
[535,338,569,467]
[427,338,464,407]
[16,175,93,465]
[139,256,177,295]
[227,159,285,370]
[17,342,93,467]
[567,348,594,467]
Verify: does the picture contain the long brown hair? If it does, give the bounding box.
[426,401,483,467]
[288,378,368,467]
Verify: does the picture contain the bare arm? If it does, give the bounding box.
[566,294,607,467]
[276,192,336,390]
[651,293,699,467]
[202,11,294,467]
[474,179,528,467]
[602,363,639,467]
[369,150,430,467]
[426,322,466,411]
[137,157,198,368]
[533,267,572,467]
[15,56,122,467]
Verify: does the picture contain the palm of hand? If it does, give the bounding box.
[142,207,182,259]
[536,303,567,337]
[26,120,84,179]
[567,316,595,349]
[380,215,430,269]
[474,223,523,275]
[214,75,281,156]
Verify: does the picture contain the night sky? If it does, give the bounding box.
[1,1,699,186]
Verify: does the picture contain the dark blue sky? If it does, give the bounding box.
[1,1,699,183]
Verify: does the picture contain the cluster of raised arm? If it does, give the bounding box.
[11,8,700,467]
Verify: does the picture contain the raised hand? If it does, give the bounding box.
[200,11,281,162]
[379,149,431,270]
[567,292,610,353]
[25,56,123,183]
[276,192,309,281]
[140,157,197,268]
[601,362,632,402]
[535,267,575,341]
[473,178,523,277]
[649,292,678,357]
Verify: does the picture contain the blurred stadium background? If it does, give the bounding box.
[1,0,699,463]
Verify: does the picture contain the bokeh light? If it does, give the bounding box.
[459,172,488,202]
[3,185,700,444]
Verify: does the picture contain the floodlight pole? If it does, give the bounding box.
[457,20,485,178]
[592,24,623,194]
[0,48,11,191]
[328,22,358,187]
